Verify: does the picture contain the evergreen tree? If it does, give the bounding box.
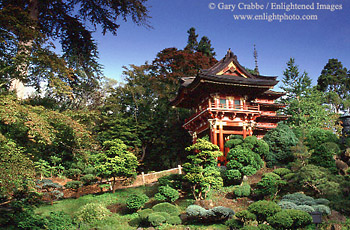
[184,27,198,52]
[317,59,349,112]
[196,36,216,57]
[281,58,312,100]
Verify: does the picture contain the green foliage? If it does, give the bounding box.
[255,173,287,197]
[234,184,251,197]
[225,218,243,229]
[80,174,97,185]
[257,224,274,230]
[137,208,154,222]
[295,205,315,213]
[65,181,82,190]
[75,203,111,223]
[263,124,299,166]
[241,226,259,230]
[267,209,312,229]
[154,185,179,202]
[158,174,184,190]
[235,210,257,222]
[183,138,223,200]
[126,194,149,211]
[186,205,234,223]
[45,211,76,230]
[248,200,282,223]
[167,215,182,225]
[225,137,264,184]
[273,168,292,177]
[152,202,180,216]
[305,128,339,151]
[313,205,331,215]
[0,140,35,198]
[148,212,167,227]
[278,201,298,210]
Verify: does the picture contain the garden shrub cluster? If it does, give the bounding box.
[233,183,251,197]
[224,135,265,185]
[186,204,234,223]
[255,173,287,197]
[136,202,181,227]
[279,192,331,215]
[126,193,149,211]
[75,203,111,223]
[154,185,179,202]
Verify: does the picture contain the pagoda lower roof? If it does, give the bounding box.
[256,114,290,121]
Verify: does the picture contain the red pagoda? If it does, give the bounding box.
[171,49,288,162]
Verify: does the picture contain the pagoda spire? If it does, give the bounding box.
[254,45,260,75]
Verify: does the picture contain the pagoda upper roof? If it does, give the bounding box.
[171,49,281,108]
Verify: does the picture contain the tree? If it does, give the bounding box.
[1,0,150,100]
[183,138,223,200]
[196,36,216,57]
[317,59,349,112]
[93,139,138,193]
[184,27,199,52]
[281,58,312,99]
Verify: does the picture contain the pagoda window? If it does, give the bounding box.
[220,99,227,108]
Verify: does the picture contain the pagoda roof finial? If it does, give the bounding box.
[225,48,236,60]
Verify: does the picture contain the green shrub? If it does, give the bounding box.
[147,212,166,227]
[64,180,82,190]
[167,215,182,225]
[282,193,314,205]
[211,206,235,219]
[126,194,149,211]
[45,211,75,230]
[267,210,293,229]
[225,218,243,229]
[241,226,259,230]
[314,198,330,205]
[186,205,207,218]
[235,210,256,223]
[225,169,242,184]
[154,185,179,202]
[137,208,154,222]
[225,136,244,149]
[186,205,234,223]
[80,174,97,185]
[158,174,184,190]
[283,173,295,180]
[152,202,179,216]
[234,184,251,197]
[273,168,292,177]
[248,200,281,223]
[295,205,315,213]
[257,224,274,230]
[75,203,111,223]
[267,209,312,229]
[241,166,257,176]
[255,173,286,197]
[278,201,298,210]
[312,205,331,215]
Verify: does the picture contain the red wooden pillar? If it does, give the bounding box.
[212,126,217,145]
[219,121,224,152]
[243,124,247,139]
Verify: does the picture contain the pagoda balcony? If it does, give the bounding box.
[256,122,277,128]
[184,104,260,127]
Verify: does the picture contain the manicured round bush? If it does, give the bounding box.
[267,209,312,229]
[267,210,293,229]
[126,193,149,211]
[282,193,314,205]
[137,208,153,221]
[312,205,331,215]
[225,136,244,149]
[211,206,235,219]
[248,200,281,223]
[225,169,242,182]
[80,174,97,185]
[235,210,256,222]
[152,202,179,216]
[295,205,315,213]
[186,205,207,218]
[45,211,75,230]
[257,224,274,230]
[273,168,292,177]
[75,203,111,223]
[234,184,251,197]
[147,212,166,227]
[225,218,243,229]
[154,185,179,202]
[278,201,298,210]
[241,166,257,176]
[64,181,82,190]
[314,198,330,205]
[167,215,182,225]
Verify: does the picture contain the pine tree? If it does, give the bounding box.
[196,36,216,57]
[184,27,198,52]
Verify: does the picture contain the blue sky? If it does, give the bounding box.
[94,0,350,88]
